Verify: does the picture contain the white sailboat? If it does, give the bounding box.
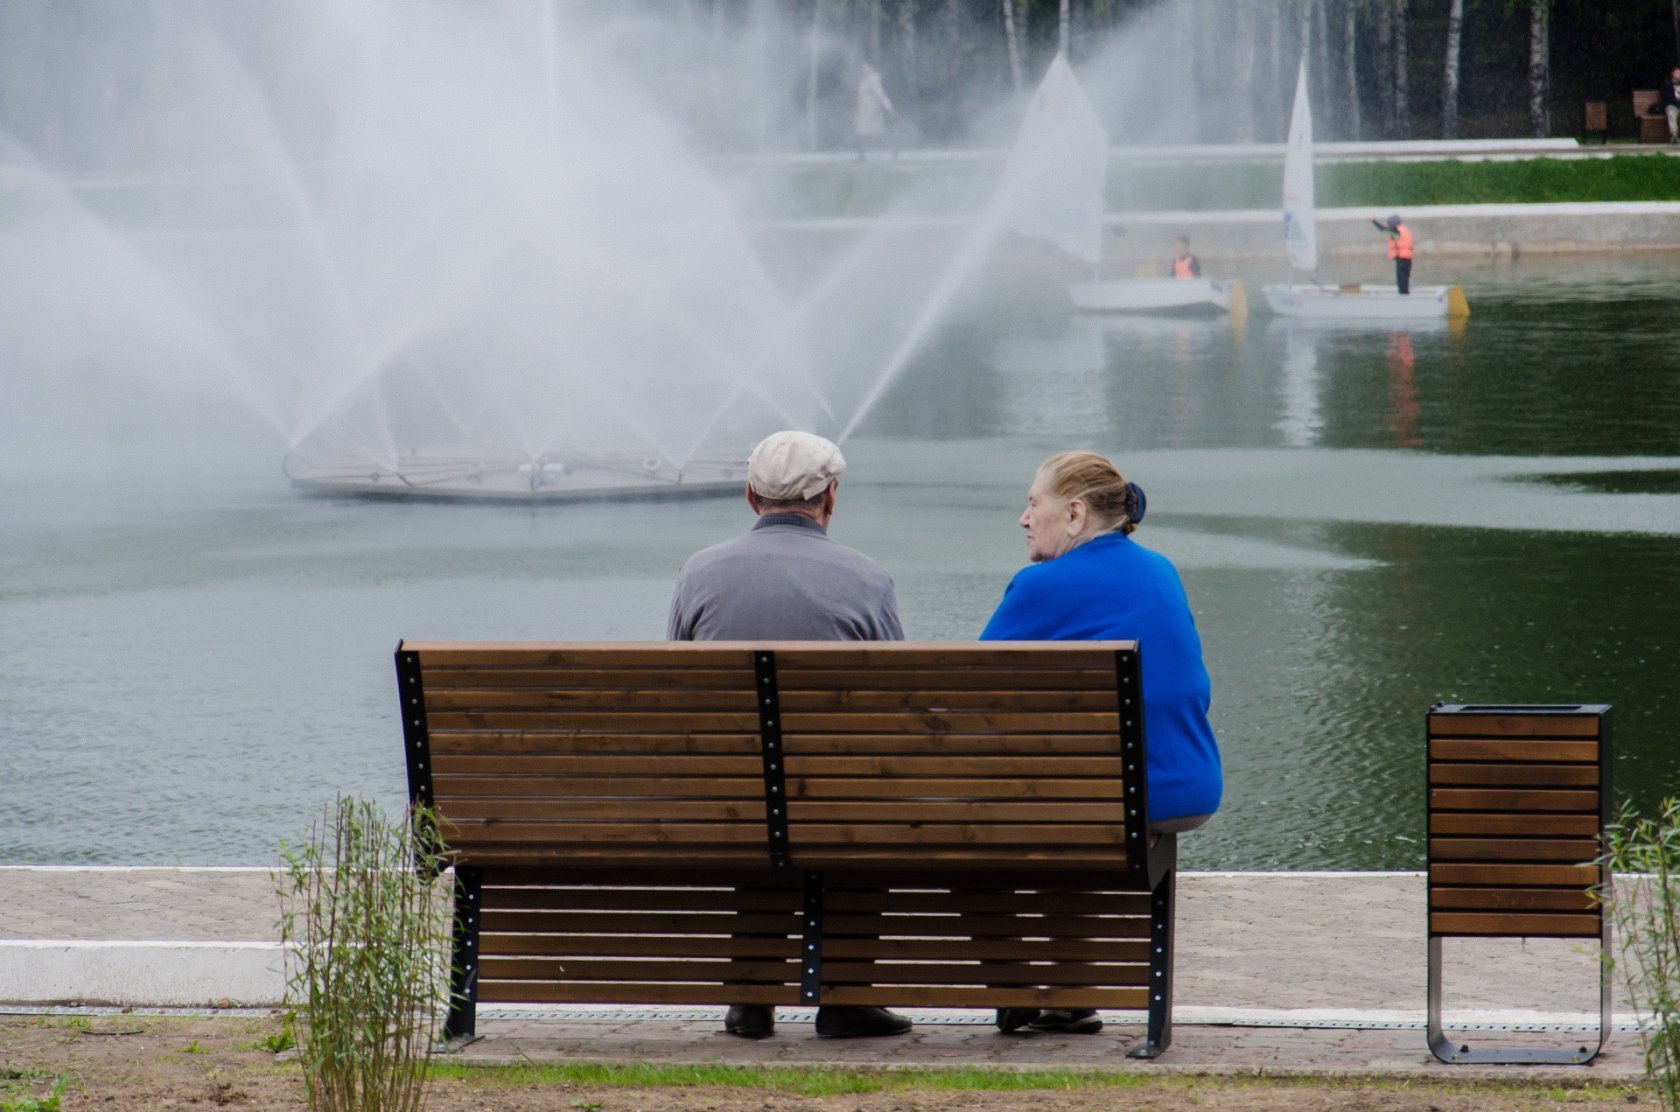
[1262,60,1468,321]
[1000,55,1241,315]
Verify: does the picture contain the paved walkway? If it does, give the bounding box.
[0,868,1644,1080]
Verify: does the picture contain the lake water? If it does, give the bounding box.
[5,253,1679,869]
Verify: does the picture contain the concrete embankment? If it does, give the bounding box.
[760,201,1680,263]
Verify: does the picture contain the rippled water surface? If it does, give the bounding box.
[5,254,1680,868]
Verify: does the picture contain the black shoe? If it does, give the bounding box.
[1027,1008,1102,1034]
[995,1007,1039,1033]
[814,1005,913,1038]
[723,1004,774,1039]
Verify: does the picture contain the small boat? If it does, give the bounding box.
[1069,276,1246,315]
[1261,58,1468,321]
[994,55,1241,317]
[1264,282,1468,319]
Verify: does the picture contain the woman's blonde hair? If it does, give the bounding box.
[1037,451,1143,536]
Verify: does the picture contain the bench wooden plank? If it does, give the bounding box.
[1429,763,1598,787]
[1429,739,1598,762]
[478,934,1152,963]
[817,986,1152,1007]
[789,778,1124,800]
[1428,838,1600,862]
[1427,789,1599,813]
[432,775,766,798]
[1429,888,1597,912]
[1429,912,1601,937]
[1428,863,1601,887]
[1428,813,1599,837]
[1426,714,1602,738]
[819,963,1151,986]
[479,982,802,1006]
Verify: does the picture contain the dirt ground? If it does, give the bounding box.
[0,1014,1652,1111]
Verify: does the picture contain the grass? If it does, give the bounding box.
[429,1060,1644,1101]
[748,153,1680,219]
[0,1075,67,1112]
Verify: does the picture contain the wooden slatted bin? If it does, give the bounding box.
[1425,703,1611,1064]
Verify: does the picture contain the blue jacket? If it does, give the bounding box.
[980,532,1223,822]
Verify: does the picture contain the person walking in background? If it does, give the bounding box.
[668,430,911,1041]
[1662,68,1680,142]
[1168,236,1201,279]
[979,450,1223,1037]
[1371,213,1414,294]
[854,61,896,161]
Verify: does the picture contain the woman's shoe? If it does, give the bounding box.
[1026,1008,1102,1034]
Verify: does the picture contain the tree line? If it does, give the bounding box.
[643,0,1680,149]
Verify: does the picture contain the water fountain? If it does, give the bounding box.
[0,0,835,502]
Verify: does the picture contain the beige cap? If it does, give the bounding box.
[747,431,846,501]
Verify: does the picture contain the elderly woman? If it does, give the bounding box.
[981,450,1223,1035]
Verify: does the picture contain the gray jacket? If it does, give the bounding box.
[667,513,903,642]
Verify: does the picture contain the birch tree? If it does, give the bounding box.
[1394,0,1409,137]
[1002,0,1024,91]
[1441,0,1464,138]
[1342,0,1361,140]
[1375,0,1394,136]
[1528,0,1550,137]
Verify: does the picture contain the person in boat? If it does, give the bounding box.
[1371,214,1413,295]
[979,450,1223,1037]
[668,430,913,1042]
[1168,236,1201,279]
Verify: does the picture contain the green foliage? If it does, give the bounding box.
[746,154,1680,221]
[257,1010,298,1055]
[278,797,454,1112]
[0,1076,67,1112]
[1603,799,1680,1110]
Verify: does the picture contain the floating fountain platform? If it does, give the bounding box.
[283,451,746,504]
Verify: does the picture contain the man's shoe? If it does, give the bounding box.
[814,1005,913,1038]
[1027,1008,1103,1034]
[995,1007,1039,1033]
[723,1004,774,1039]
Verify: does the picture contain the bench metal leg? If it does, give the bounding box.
[1127,868,1175,1059]
[1426,933,1611,1065]
[441,866,483,1048]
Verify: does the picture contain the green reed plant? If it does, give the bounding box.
[278,797,454,1112]
[1603,798,1680,1110]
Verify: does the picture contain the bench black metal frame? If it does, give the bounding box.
[1425,703,1612,1065]
[397,639,1178,1059]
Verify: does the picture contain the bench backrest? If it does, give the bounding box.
[1426,704,1611,939]
[398,640,1150,874]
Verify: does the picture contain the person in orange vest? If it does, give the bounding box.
[1168,236,1201,279]
[1371,213,1413,294]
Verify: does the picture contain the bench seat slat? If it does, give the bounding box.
[479,982,802,1006]
[778,690,1121,711]
[789,778,1124,800]
[818,962,1150,987]
[422,667,753,689]
[770,668,1117,690]
[482,910,799,934]
[794,851,1135,869]
[431,732,1126,756]
[428,711,764,731]
[433,754,764,775]
[780,712,1121,733]
[817,986,1152,1008]
[424,689,759,710]
[1428,813,1599,837]
[478,934,1152,963]
[432,775,764,798]
[451,821,1130,847]
[484,958,800,983]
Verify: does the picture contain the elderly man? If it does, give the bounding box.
[668,430,910,1039]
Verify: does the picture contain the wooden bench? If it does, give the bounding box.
[1426,703,1612,1064]
[1633,90,1668,143]
[396,640,1179,1058]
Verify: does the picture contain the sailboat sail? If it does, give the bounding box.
[998,53,1110,265]
[1281,58,1317,273]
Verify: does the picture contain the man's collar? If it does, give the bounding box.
[752,512,827,534]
